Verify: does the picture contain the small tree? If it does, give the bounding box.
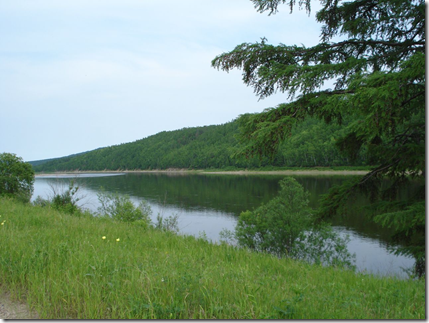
[50,180,82,215]
[236,177,312,255]
[0,153,35,202]
[234,177,355,269]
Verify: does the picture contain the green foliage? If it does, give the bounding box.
[236,177,312,255]
[154,214,180,233]
[51,181,81,215]
[212,0,425,276]
[373,201,425,278]
[0,152,35,202]
[32,195,51,207]
[97,190,152,224]
[234,177,354,268]
[292,224,355,270]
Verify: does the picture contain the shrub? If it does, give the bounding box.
[154,214,180,233]
[0,152,35,202]
[233,177,355,268]
[50,181,81,215]
[97,190,152,224]
[235,177,312,256]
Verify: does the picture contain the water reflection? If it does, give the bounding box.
[333,227,414,277]
[33,172,415,278]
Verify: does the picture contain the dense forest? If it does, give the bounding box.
[32,117,367,172]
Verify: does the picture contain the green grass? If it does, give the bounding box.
[0,197,425,319]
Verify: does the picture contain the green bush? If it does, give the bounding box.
[51,181,81,215]
[97,190,152,225]
[154,214,180,233]
[0,152,34,202]
[233,177,354,268]
[235,177,312,255]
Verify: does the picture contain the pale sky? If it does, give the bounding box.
[1,0,323,161]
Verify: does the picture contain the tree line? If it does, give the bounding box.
[33,117,367,172]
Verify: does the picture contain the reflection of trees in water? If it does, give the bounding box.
[70,173,285,214]
[36,174,419,249]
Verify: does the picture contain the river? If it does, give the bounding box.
[32,172,415,278]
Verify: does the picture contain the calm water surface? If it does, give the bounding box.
[32,172,414,278]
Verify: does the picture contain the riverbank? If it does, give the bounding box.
[35,167,370,177]
[202,169,369,175]
[0,197,424,319]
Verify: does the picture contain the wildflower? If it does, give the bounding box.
[102,236,106,240]
[1,220,5,226]
[116,238,120,242]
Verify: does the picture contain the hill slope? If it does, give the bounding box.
[33,118,366,172]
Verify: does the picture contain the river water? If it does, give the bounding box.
[32,172,415,278]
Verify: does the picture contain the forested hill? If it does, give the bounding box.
[32,118,366,172]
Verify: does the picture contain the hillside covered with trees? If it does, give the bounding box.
[33,117,367,172]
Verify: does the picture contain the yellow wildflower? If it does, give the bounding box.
[116,238,120,242]
[102,236,106,240]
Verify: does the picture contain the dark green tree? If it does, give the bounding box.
[232,177,355,269]
[212,0,425,277]
[0,153,35,202]
[235,177,313,255]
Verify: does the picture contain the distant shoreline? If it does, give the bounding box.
[35,168,369,177]
[199,170,369,175]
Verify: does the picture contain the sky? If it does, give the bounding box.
[0,0,324,162]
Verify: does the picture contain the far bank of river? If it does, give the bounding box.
[35,168,370,177]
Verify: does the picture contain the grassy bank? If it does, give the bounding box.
[0,197,424,319]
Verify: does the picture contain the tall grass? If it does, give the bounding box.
[0,197,425,319]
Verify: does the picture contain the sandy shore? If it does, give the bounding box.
[35,169,369,177]
[202,170,369,175]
